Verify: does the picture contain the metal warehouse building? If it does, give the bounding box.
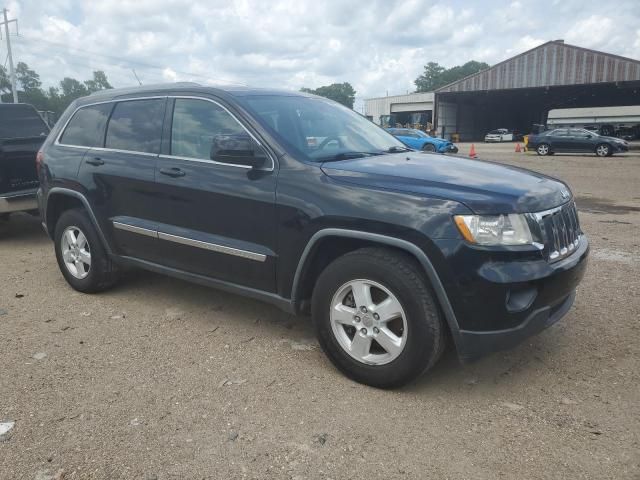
[364,92,434,128]
[366,40,640,141]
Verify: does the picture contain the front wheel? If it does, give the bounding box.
[595,143,611,157]
[536,143,551,156]
[312,248,446,388]
[422,143,436,152]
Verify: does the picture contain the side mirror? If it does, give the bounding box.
[210,134,267,168]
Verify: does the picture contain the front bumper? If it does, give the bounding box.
[613,143,629,153]
[433,235,589,361]
[0,188,38,214]
[444,145,459,154]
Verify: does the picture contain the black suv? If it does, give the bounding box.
[38,84,589,388]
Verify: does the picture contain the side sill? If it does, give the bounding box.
[114,255,295,314]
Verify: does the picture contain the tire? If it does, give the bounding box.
[311,247,446,388]
[54,208,118,293]
[595,143,611,157]
[422,143,436,152]
[536,143,551,156]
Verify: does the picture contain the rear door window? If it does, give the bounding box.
[59,103,113,147]
[105,99,165,154]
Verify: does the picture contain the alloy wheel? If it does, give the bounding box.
[60,226,92,279]
[596,144,609,157]
[330,279,408,365]
[537,144,549,155]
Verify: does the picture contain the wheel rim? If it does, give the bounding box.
[61,226,91,279]
[329,279,408,366]
[538,144,549,155]
[424,144,435,152]
[596,145,608,156]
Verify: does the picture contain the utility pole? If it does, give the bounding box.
[1,8,19,103]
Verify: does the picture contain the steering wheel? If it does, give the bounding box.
[317,136,343,151]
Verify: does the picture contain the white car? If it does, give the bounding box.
[484,129,514,142]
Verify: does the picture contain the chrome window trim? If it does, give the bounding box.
[54,96,167,150]
[113,221,158,238]
[158,154,251,170]
[157,232,267,262]
[54,94,276,171]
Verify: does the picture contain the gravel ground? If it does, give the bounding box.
[1,144,639,479]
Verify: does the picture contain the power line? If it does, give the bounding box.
[16,36,244,85]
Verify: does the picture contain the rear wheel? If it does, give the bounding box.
[536,143,551,156]
[422,143,436,152]
[54,209,118,293]
[595,143,611,157]
[312,248,446,388]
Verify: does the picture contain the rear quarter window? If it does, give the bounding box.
[59,103,113,147]
[0,104,49,139]
[105,99,165,154]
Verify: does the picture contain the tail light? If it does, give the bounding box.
[36,150,44,177]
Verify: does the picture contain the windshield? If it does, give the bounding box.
[237,95,408,161]
[413,130,430,138]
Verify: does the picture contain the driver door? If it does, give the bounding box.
[153,97,277,292]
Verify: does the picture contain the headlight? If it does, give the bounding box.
[454,214,532,245]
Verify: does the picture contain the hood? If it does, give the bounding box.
[321,152,571,214]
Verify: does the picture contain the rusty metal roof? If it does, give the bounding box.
[435,40,640,93]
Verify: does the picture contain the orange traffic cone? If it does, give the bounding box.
[469,144,478,159]
[515,143,522,153]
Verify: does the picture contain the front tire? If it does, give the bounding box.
[595,143,611,157]
[536,143,551,156]
[312,248,446,388]
[54,208,118,293]
[422,143,436,152]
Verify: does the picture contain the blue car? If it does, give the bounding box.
[386,128,458,153]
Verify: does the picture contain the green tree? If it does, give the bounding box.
[0,66,12,100]
[84,70,113,93]
[301,82,356,109]
[415,60,489,92]
[16,62,42,91]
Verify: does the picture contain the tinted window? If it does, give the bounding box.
[550,129,569,136]
[59,103,112,147]
[171,98,246,160]
[105,99,164,154]
[0,104,49,139]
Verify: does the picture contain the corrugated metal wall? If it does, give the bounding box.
[364,92,434,124]
[437,41,640,93]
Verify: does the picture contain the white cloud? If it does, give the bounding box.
[3,0,639,111]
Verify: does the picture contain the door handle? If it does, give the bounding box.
[86,157,104,166]
[159,167,186,178]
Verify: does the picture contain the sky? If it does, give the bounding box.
[3,0,640,112]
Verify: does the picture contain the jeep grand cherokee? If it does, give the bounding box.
[37,84,589,388]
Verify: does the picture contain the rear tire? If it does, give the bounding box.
[54,208,118,293]
[312,247,446,388]
[536,143,551,156]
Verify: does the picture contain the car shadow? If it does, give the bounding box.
[0,213,49,243]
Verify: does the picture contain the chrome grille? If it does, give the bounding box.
[532,202,581,262]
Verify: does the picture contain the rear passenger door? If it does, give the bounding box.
[76,97,166,262]
[549,129,570,151]
[153,97,277,292]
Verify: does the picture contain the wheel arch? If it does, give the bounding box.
[291,229,462,348]
[45,188,112,254]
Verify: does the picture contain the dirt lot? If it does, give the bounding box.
[1,144,639,479]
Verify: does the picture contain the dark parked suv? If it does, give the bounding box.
[37,84,589,388]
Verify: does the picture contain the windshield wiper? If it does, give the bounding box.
[385,146,413,153]
[318,151,383,162]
